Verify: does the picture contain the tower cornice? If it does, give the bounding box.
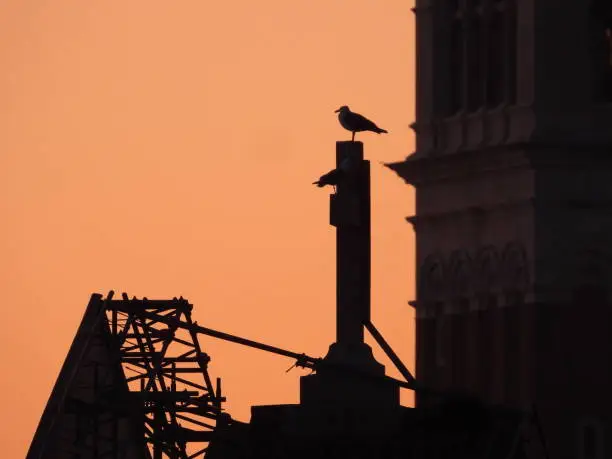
[386,142,612,187]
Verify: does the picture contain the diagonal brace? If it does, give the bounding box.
[364,320,416,385]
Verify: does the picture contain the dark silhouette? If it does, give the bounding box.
[26,292,231,459]
[206,142,547,458]
[312,156,352,189]
[312,168,344,188]
[29,142,548,459]
[335,105,388,141]
[384,2,612,458]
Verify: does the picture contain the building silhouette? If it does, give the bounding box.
[387,1,612,458]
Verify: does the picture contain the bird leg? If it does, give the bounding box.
[351,132,355,142]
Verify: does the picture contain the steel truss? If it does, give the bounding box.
[29,289,419,459]
[106,291,227,459]
[27,291,228,459]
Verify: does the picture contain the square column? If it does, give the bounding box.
[300,141,397,408]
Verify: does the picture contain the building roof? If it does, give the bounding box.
[207,398,548,459]
[27,294,144,459]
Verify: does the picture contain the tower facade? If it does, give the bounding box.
[388,1,612,458]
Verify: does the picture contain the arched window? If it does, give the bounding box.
[467,2,485,111]
[449,1,465,115]
[421,261,445,304]
[486,1,506,107]
[443,0,518,114]
[505,0,517,105]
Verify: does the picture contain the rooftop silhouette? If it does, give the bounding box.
[27,140,550,459]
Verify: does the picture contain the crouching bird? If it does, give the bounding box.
[335,105,388,141]
[313,168,344,189]
[313,157,352,191]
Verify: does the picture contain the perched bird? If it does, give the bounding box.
[335,105,388,141]
[313,168,345,189]
[313,157,352,190]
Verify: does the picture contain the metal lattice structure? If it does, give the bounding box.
[28,291,229,459]
[107,292,227,458]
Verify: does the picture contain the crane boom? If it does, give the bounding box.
[108,302,419,392]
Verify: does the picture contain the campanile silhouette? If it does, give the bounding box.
[388,1,612,458]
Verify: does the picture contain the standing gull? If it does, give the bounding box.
[335,105,388,141]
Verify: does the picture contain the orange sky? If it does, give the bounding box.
[0,1,415,455]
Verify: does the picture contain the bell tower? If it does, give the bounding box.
[388,1,612,458]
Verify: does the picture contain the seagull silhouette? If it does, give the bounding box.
[312,157,352,191]
[335,105,388,141]
[312,168,344,189]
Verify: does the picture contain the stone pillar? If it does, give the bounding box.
[332,141,370,344]
[300,141,398,408]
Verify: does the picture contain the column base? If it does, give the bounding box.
[300,341,399,407]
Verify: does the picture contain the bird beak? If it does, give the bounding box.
[334,108,340,113]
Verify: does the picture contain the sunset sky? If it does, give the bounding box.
[0,1,415,455]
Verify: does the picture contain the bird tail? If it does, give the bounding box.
[376,127,388,134]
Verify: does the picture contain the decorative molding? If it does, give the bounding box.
[500,241,530,292]
[419,253,447,302]
[448,250,472,297]
[415,242,531,307]
[474,245,501,293]
[386,142,612,188]
[386,144,531,187]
